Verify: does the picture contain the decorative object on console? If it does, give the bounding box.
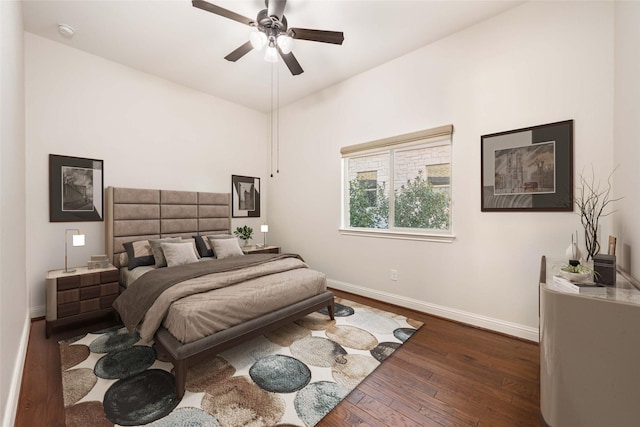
[574,165,622,261]
[481,120,573,212]
[232,175,260,218]
[64,229,85,273]
[608,235,617,256]
[557,263,593,284]
[594,254,616,286]
[49,154,104,222]
[261,224,269,247]
[234,225,254,246]
[565,231,582,266]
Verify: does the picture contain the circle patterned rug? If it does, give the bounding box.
[59,297,423,426]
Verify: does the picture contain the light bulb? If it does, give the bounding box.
[249,31,267,50]
[264,46,278,63]
[277,35,293,54]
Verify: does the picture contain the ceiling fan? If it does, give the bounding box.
[192,0,344,75]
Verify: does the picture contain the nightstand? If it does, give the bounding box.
[45,264,120,338]
[243,245,281,254]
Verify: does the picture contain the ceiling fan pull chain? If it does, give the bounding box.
[277,59,280,174]
[269,59,274,178]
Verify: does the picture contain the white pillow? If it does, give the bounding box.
[161,242,199,267]
[149,237,181,268]
[206,234,238,258]
[210,238,244,259]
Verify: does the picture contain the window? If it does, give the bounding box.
[341,125,453,240]
[356,171,378,208]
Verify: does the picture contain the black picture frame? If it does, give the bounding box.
[231,175,261,218]
[481,120,573,212]
[49,154,104,222]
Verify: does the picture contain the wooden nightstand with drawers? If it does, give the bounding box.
[45,265,120,338]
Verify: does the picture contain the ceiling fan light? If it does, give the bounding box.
[249,31,267,50]
[264,46,278,63]
[277,35,293,54]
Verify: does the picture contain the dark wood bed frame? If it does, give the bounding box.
[105,187,335,398]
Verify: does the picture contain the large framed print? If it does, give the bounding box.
[481,120,573,212]
[232,175,261,218]
[49,154,104,222]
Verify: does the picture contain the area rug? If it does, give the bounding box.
[59,297,423,427]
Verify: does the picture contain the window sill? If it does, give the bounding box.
[338,228,456,243]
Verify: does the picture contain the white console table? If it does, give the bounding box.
[539,256,640,426]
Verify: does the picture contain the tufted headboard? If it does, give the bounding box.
[105,187,231,268]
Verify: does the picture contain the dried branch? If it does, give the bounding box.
[575,165,622,261]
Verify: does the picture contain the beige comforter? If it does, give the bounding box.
[135,257,326,343]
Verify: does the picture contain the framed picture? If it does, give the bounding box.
[481,120,573,212]
[232,175,261,218]
[49,154,104,222]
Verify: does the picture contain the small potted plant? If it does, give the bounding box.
[234,225,253,247]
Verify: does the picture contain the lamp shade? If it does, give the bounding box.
[249,31,267,50]
[264,46,278,63]
[261,224,269,233]
[277,35,293,54]
[72,234,85,247]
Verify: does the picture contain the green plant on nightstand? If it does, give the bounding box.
[234,225,254,246]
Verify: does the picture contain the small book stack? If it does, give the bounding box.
[88,254,109,269]
[552,275,600,293]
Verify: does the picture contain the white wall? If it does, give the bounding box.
[269,1,615,340]
[25,33,268,316]
[613,1,640,280]
[1,2,28,426]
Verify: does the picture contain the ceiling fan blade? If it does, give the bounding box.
[290,28,344,45]
[192,0,255,26]
[267,0,286,19]
[224,41,254,62]
[277,47,303,75]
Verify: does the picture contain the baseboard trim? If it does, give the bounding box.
[327,279,539,342]
[2,311,31,427]
[30,304,45,319]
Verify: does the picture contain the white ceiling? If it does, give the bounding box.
[23,0,522,112]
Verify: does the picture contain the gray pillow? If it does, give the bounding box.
[206,234,237,258]
[161,242,199,267]
[149,237,181,268]
[210,238,244,259]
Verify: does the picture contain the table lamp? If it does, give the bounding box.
[65,229,85,273]
[261,224,269,247]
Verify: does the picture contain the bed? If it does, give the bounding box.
[105,186,334,398]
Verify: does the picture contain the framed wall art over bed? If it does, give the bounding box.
[481,120,573,212]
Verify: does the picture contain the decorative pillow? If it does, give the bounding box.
[161,242,199,267]
[149,237,181,268]
[181,237,201,259]
[118,252,129,268]
[193,235,213,258]
[206,234,237,258]
[210,237,244,259]
[123,240,154,270]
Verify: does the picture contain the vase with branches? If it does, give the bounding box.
[574,165,622,261]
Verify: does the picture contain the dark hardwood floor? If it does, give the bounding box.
[14,289,540,427]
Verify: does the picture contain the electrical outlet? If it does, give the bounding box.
[390,269,398,281]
